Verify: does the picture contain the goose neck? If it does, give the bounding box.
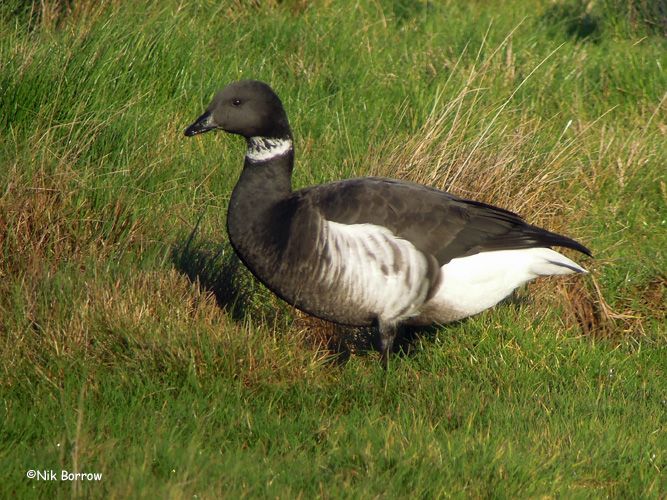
[227,140,295,243]
[237,137,294,198]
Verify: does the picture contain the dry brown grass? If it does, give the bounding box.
[0,249,327,389]
[0,166,142,282]
[367,44,590,241]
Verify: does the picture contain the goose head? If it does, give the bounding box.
[184,80,291,140]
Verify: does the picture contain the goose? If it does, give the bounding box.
[184,80,591,366]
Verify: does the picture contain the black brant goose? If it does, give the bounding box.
[184,80,591,365]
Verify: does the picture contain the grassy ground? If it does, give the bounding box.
[1,0,666,497]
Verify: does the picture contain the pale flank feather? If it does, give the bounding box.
[319,221,433,324]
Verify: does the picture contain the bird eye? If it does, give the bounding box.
[232,98,242,106]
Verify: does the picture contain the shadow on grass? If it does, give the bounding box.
[171,219,268,323]
[298,316,447,367]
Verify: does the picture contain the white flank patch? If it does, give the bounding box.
[416,247,587,324]
[319,221,433,324]
[246,137,293,162]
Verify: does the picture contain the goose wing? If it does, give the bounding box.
[298,177,591,266]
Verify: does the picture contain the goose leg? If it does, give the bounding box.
[377,320,398,369]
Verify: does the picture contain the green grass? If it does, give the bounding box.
[1,0,666,497]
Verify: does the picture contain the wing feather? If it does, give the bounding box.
[299,177,591,266]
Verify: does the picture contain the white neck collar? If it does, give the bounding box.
[246,137,293,163]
